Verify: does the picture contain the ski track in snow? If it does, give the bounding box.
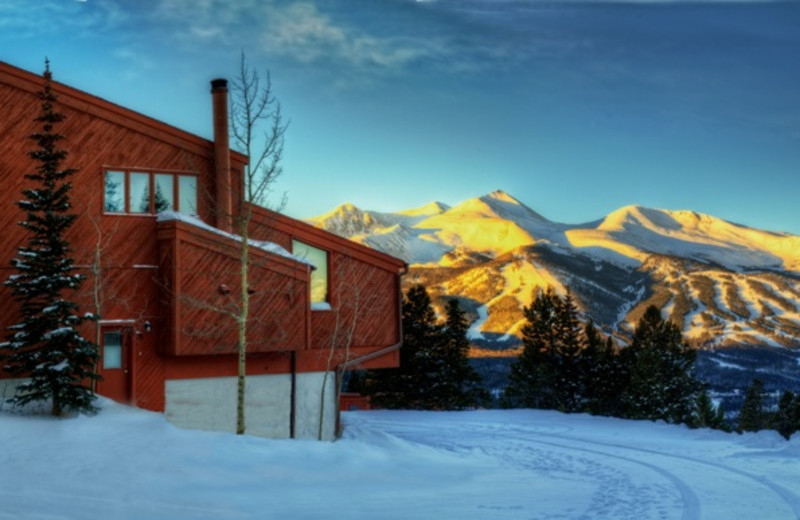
[352,414,800,520]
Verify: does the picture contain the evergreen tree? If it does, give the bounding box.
[692,388,727,430]
[773,390,796,440]
[1,60,99,415]
[503,288,559,409]
[793,397,800,438]
[582,324,625,416]
[715,405,730,432]
[554,291,583,411]
[438,299,488,409]
[503,288,586,412]
[621,306,699,424]
[738,378,766,433]
[579,320,602,413]
[693,389,715,428]
[365,285,443,409]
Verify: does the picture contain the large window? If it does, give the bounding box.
[104,170,197,215]
[292,240,328,304]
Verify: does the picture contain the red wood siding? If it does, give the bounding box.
[246,205,406,365]
[156,218,311,356]
[312,253,400,350]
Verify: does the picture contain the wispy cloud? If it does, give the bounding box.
[257,2,441,68]
[0,0,129,36]
[153,0,449,72]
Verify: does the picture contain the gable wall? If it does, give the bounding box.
[0,67,220,410]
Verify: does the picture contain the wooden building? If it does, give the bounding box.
[0,61,406,440]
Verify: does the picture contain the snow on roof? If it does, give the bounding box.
[156,211,315,268]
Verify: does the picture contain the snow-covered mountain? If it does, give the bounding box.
[309,191,800,350]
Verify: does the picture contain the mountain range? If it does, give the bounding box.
[309,190,800,354]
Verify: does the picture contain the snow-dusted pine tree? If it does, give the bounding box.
[1,60,99,416]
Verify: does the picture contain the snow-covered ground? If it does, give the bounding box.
[1,399,799,519]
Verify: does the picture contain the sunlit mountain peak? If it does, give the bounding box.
[396,200,450,218]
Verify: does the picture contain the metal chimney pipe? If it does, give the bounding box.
[211,78,232,233]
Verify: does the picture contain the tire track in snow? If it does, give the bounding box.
[515,435,700,520]
[491,422,800,520]
[374,418,695,519]
[367,416,799,520]
[530,431,800,520]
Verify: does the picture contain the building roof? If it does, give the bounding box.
[0,60,248,165]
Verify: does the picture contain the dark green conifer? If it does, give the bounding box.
[621,306,699,424]
[503,288,559,409]
[693,388,727,430]
[365,285,487,410]
[554,291,583,411]
[773,390,796,440]
[1,60,99,415]
[738,378,766,433]
[438,299,487,409]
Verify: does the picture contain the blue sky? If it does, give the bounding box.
[1,0,799,234]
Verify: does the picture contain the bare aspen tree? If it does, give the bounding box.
[83,197,121,391]
[228,52,288,435]
[317,259,385,440]
[318,270,359,440]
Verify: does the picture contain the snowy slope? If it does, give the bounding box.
[2,399,798,519]
[567,205,800,273]
[309,192,800,348]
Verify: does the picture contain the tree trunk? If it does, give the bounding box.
[236,237,249,435]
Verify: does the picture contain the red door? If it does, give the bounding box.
[98,328,132,403]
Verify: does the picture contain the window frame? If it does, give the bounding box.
[291,239,331,307]
[103,168,199,216]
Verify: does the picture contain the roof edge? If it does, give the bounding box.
[0,60,248,165]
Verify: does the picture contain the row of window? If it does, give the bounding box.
[105,170,197,215]
[103,170,329,305]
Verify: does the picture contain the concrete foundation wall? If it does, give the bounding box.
[0,378,25,412]
[165,371,338,441]
[294,371,338,441]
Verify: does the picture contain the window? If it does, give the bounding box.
[104,171,124,212]
[129,172,149,213]
[102,331,123,370]
[292,240,328,304]
[178,175,198,215]
[104,169,197,215]
[154,174,174,212]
